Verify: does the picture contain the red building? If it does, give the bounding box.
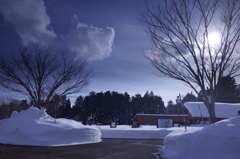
[132,102,240,127]
[132,114,188,128]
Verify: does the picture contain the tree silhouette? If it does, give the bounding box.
[0,46,92,109]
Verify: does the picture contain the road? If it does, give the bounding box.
[0,139,163,159]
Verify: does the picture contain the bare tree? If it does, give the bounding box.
[0,46,93,109]
[140,0,240,123]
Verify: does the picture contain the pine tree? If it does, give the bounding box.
[166,100,178,114]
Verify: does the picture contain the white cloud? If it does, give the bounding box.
[70,14,79,24]
[64,22,115,61]
[0,0,56,46]
[0,2,115,61]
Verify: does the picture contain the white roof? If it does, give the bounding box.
[184,102,240,118]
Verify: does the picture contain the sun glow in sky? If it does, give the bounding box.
[208,33,221,46]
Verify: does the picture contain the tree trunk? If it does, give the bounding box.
[207,102,217,123]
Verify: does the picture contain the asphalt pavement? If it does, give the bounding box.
[0,139,163,159]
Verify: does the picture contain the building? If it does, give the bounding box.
[132,102,240,127]
[132,114,188,128]
[184,102,240,125]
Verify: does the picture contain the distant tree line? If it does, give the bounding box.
[45,76,240,124]
[0,91,165,124]
[1,76,240,123]
[70,91,165,125]
[0,94,71,120]
[0,96,29,120]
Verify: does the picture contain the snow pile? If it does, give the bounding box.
[96,125,189,139]
[0,107,101,146]
[184,102,240,118]
[161,116,240,159]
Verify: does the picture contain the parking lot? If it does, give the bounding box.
[0,139,163,159]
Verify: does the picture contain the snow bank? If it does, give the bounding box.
[0,107,101,146]
[161,116,240,159]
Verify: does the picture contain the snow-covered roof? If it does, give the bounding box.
[136,114,188,117]
[184,102,240,118]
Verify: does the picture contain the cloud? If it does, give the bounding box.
[0,2,115,61]
[70,14,79,24]
[174,40,189,55]
[0,0,56,46]
[64,22,115,61]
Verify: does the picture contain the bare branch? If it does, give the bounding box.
[0,46,93,108]
[140,0,240,123]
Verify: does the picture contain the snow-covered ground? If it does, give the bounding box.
[0,107,201,146]
[161,116,240,159]
[0,107,101,146]
[0,107,239,159]
[95,125,199,139]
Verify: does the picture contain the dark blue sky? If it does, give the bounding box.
[0,0,192,104]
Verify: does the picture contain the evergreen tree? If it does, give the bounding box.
[154,95,165,114]
[120,92,131,125]
[166,100,178,114]
[143,91,165,114]
[216,76,240,103]
[45,94,71,118]
[19,99,30,111]
[72,95,85,121]
[72,91,165,125]
[46,94,60,118]
[60,95,71,118]
[101,91,112,124]
[82,91,96,124]
[131,93,143,115]
[182,93,199,103]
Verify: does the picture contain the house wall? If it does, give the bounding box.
[187,112,226,125]
[132,115,190,127]
[132,113,228,128]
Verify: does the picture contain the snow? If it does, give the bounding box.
[95,125,188,139]
[0,107,101,146]
[184,102,240,118]
[161,116,240,159]
[0,106,239,159]
[0,107,198,147]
